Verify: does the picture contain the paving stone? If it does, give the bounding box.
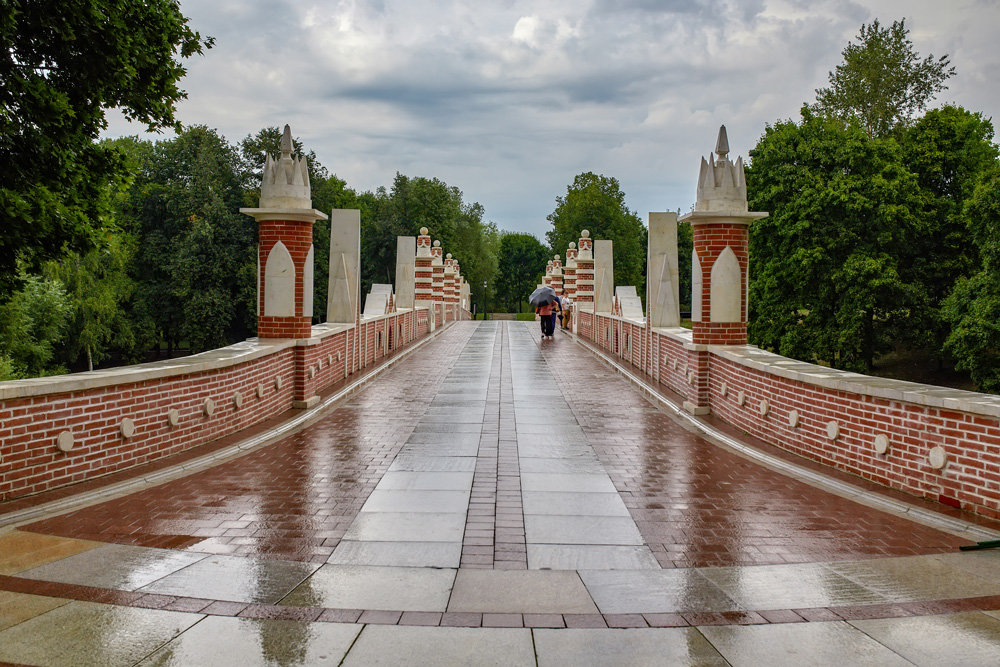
[848,612,1000,663]
[280,564,455,612]
[0,601,201,666]
[342,625,533,665]
[138,615,361,665]
[699,562,888,609]
[18,543,207,591]
[579,569,738,615]
[698,620,914,666]
[0,591,70,631]
[328,540,461,568]
[0,531,101,575]
[449,570,599,614]
[138,555,318,604]
[534,627,728,666]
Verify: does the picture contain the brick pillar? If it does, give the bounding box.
[563,243,577,300]
[240,124,327,340]
[575,230,594,310]
[431,241,444,303]
[550,255,563,295]
[444,253,458,321]
[415,228,433,307]
[677,125,768,413]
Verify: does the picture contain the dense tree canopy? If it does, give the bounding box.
[546,173,647,295]
[812,19,954,138]
[747,109,925,371]
[943,166,1000,391]
[0,0,211,292]
[494,233,549,313]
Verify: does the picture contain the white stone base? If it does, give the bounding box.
[294,396,320,409]
[682,401,710,416]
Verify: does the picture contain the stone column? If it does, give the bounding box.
[327,209,360,325]
[431,241,444,303]
[563,243,577,300]
[679,125,767,346]
[241,125,327,339]
[575,230,595,310]
[647,212,680,328]
[549,255,564,295]
[594,240,614,314]
[415,228,433,308]
[678,125,768,414]
[395,236,416,310]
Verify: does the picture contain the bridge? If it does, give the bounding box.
[1,126,1000,663]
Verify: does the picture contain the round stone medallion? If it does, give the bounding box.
[719,382,728,397]
[120,417,136,439]
[928,446,948,470]
[826,420,840,440]
[759,399,770,417]
[873,433,889,455]
[233,392,243,409]
[167,409,180,427]
[788,410,800,428]
[203,398,215,417]
[256,384,265,399]
[737,391,746,407]
[56,430,75,452]
[274,376,283,390]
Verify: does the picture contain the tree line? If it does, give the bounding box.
[2,6,999,393]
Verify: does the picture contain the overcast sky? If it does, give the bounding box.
[105,0,1000,241]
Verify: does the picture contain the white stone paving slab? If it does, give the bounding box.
[527,544,661,570]
[280,565,456,611]
[360,489,471,514]
[525,515,645,545]
[520,473,618,493]
[341,512,467,543]
[534,628,728,666]
[580,569,738,614]
[342,626,534,666]
[374,471,474,491]
[327,540,462,568]
[522,491,632,517]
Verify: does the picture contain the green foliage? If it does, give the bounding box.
[0,0,211,293]
[546,173,647,295]
[123,126,256,353]
[362,174,499,308]
[677,220,693,310]
[746,109,926,371]
[44,240,135,371]
[813,19,954,138]
[495,233,549,312]
[943,167,1000,391]
[898,106,998,353]
[0,269,71,377]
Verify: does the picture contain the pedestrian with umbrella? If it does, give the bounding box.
[529,286,561,339]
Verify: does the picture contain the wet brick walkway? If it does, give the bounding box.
[23,321,967,566]
[3,321,1000,664]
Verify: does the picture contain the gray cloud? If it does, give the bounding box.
[104,0,1000,238]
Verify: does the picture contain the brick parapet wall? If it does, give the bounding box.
[0,308,438,503]
[575,313,1000,520]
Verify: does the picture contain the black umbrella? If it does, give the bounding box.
[529,286,557,307]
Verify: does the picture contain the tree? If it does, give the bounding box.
[44,240,135,372]
[812,19,955,138]
[546,173,647,295]
[0,0,211,293]
[361,174,498,309]
[0,268,71,377]
[898,106,998,356]
[495,233,549,312]
[123,126,255,353]
[943,166,1000,391]
[746,109,926,371]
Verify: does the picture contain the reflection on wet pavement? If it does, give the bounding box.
[2,321,1000,664]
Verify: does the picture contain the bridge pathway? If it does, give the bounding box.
[1,321,999,665]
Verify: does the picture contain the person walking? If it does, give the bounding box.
[535,298,560,339]
[559,290,572,330]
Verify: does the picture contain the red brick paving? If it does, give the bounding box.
[21,325,477,563]
[15,320,981,570]
[536,323,970,567]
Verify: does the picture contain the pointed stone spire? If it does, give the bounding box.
[280,124,293,158]
[258,123,312,209]
[714,125,729,162]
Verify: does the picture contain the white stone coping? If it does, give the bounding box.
[713,345,1000,418]
[0,318,400,400]
[649,325,1000,419]
[359,307,415,323]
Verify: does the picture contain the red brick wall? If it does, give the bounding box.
[576,315,1000,520]
[691,222,748,346]
[0,308,435,502]
[258,219,313,339]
